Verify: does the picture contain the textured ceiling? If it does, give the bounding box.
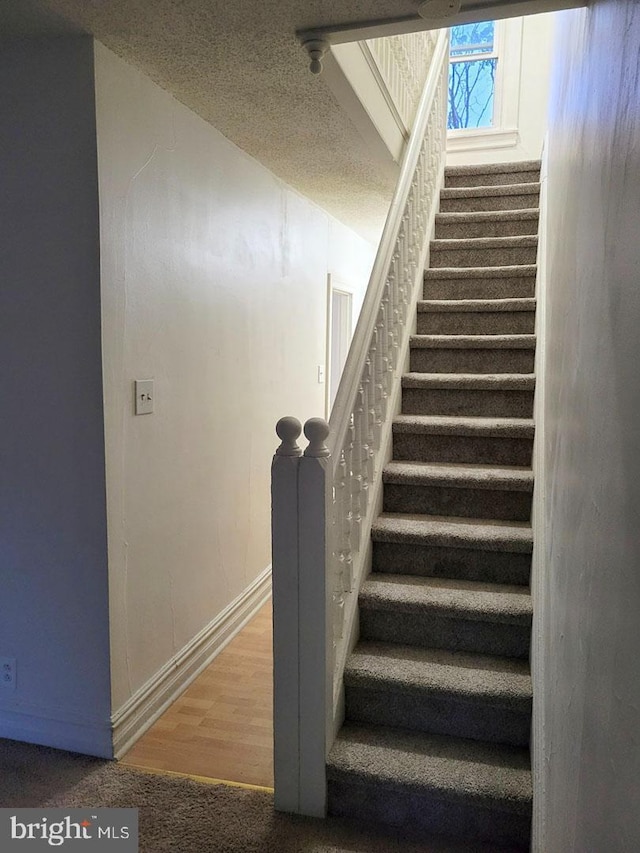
[1,0,568,241]
[17,0,433,242]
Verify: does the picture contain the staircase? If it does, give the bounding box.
[326,161,540,850]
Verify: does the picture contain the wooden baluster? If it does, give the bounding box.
[381,281,393,397]
[388,252,399,367]
[369,329,382,452]
[334,447,348,634]
[407,195,418,288]
[349,409,364,552]
[354,383,369,528]
[363,355,375,489]
[374,310,388,431]
[398,221,410,326]
[342,426,355,589]
[387,276,400,371]
[396,221,406,325]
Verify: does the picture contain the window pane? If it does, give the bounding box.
[448,57,497,129]
[450,21,495,57]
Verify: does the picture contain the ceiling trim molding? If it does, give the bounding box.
[297,0,586,46]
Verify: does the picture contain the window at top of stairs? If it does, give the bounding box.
[448,21,498,130]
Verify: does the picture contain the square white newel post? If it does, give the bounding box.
[298,417,332,818]
[272,415,331,817]
[271,416,303,813]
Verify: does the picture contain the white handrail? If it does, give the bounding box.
[271,28,449,818]
[328,29,448,468]
[324,28,449,725]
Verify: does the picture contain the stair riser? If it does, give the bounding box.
[410,348,535,374]
[440,192,540,213]
[360,608,531,658]
[383,483,532,522]
[431,245,537,268]
[345,686,531,747]
[423,276,535,300]
[435,217,539,239]
[327,780,531,848]
[417,311,535,335]
[402,388,535,418]
[445,170,540,188]
[372,541,531,586]
[393,432,533,466]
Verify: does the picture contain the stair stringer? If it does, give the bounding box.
[530,140,550,853]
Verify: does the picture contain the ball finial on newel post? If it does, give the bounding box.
[304,418,330,458]
[275,416,303,457]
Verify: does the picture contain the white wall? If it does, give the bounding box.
[0,37,112,757]
[538,2,640,850]
[93,43,376,715]
[447,13,555,166]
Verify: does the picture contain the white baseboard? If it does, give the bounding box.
[0,707,113,758]
[111,565,272,758]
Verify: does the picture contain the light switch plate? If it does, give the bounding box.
[135,379,154,415]
[317,365,325,384]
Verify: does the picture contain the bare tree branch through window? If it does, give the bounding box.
[448,21,497,130]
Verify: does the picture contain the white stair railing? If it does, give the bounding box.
[271,29,449,818]
[365,30,439,133]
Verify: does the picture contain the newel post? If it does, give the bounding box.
[298,418,331,817]
[271,416,303,813]
[272,416,331,818]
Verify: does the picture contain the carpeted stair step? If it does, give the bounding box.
[402,373,535,418]
[344,641,532,746]
[410,334,536,374]
[444,160,540,189]
[430,236,538,268]
[417,298,536,335]
[392,414,534,466]
[359,573,532,658]
[439,183,540,214]
[382,461,533,521]
[424,265,537,300]
[372,512,532,586]
[435,209,540,240]
[327,723,532,848]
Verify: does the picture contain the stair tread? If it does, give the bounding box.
[418,298,536,313]
[345,641,532,708]
[402,372,535,389]
[424,264,537,279]
[440,183,540,199]
[445,160,540,176]
[328,722,532,811]
[372,513,533,552]
[431,235,538,250]
[393,414,535,437]
[360,573,532,624]
[410,334,535,349]
[383,461,533,491]
[436,209,539,223]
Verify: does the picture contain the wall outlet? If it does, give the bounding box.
[0,657,16,690]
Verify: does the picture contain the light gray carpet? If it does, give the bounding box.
[0,738,503,853]
[327,161,540,848]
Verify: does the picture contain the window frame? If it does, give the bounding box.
[446,17,524,152]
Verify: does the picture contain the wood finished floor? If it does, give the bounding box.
[120,600,274,788]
